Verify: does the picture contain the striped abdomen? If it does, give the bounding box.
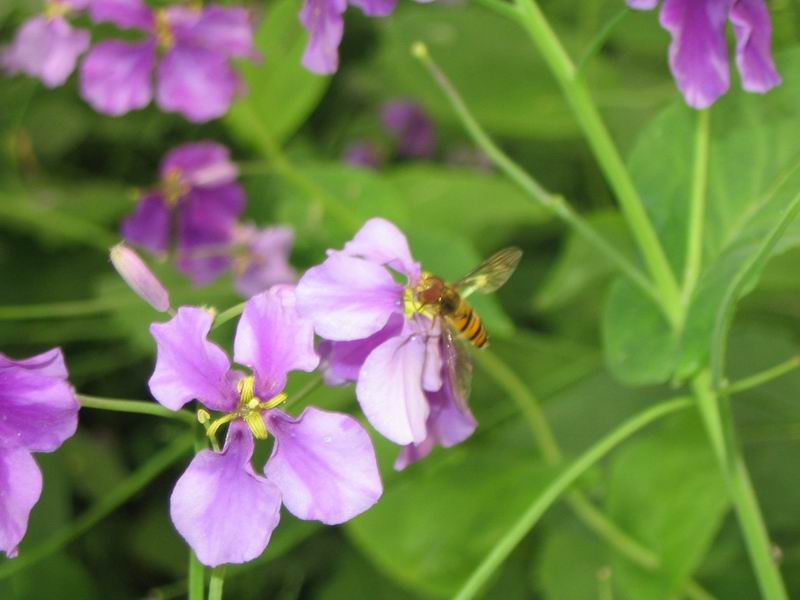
[446,297,488,348]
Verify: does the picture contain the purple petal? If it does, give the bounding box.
[730,0,781,93]
[0,447,42,559]
[296,253,403,341]
[321,313,404,384]
[182,5,261,60]
[110,243,171,312]
[233,287,319,398]
[89,0,155,30]
[234,225,298,299]
[149,307,237,412]
[627,0,659,8]
[343,141,384,169]
[64,0,91,10]
[156,44,240,123]
[121,193,170,255]
[2,17,89,88]
[659,0,732,109]
[299,0,347,75]
[394,375,477,470]
[349,0,398,16]
[0,349,78,453]
[170,421,282,567]
[381,101,436,159]
[341,217,420,279]
[175,184,245,286]
[161,142,239,188]
[265,407,382,524]
[80,39,156,116]
[355,332,430,445]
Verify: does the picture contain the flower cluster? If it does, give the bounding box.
[150,287,382,565]
[121,141,296,297]
[0,349,79,558]
[629,0,781,108]
[296,218,478,469]
[1,0,260,122]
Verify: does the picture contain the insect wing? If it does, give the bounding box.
[452,247,522,298]
[443,326,473,412]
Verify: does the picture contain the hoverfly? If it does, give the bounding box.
[414,247,523,349]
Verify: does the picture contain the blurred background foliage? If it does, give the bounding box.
[2,0,800,598]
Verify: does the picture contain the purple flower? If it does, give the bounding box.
[80,0,259,121]
[299,0,397,74]
[0,349,79,557]
[110,243,172,312]
[149,287,382,566]
[381,101,436,159]
[296,218,476,468]
[343,141,384,169]
[1,0,90,88]
[232,224,297,299]
[121,142,245,285]
[628,0,781,108]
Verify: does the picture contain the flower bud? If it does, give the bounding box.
[110,243,171,312]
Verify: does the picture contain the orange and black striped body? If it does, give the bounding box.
[445,295,488,348]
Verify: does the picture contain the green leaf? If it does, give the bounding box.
[225,0,330,151]
[603,48,800,385]
[536,528,612,600]
[606,412,729,599]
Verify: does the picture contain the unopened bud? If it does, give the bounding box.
[110,243,171,312]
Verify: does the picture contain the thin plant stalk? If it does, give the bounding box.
[454,397,692,600]
[682,109,711,305]
[723,356,800,396]
[209,567,226,600]
[188,423,208,600]
[78,394,196,424]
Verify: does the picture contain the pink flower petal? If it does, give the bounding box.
[265,407,382,524]
[0,447,42,559]
[730,0,781,93]
[80,39,156,116]
[170,421,282,567]
[341,217,420,279]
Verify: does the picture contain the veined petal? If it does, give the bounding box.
[265,407,382,524]
[175,183,245,285]
[161,142,239,188]
[89,0,155,30]
[321,313,404,384]
[299,0,347,75]
[156,44,240,123]
[184,6,261,60]
[730,0,781,93]
[149,307,237,412]
[0,349,78,453]
[2,16,90,88]
[121,193,171,255]
[80,39,156,116]
[296,253,403,341]
[341,217,419,279]
[0,447,42,558]
[234,287,319,398]
[170,421,282,567]
[356,332,430,445]
[659,0,733,109]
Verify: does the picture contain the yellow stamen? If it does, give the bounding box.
[403,273,438,320]
[204,378,288,443]
[45,1,70,19]
[155,9,175,51]
[237,375,257,403]
[206,412,236,440]
[162,168,188,207]
[197,409,211,424]
[244,411,268,439]
[261,393,287,410]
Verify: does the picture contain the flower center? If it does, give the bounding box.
[45,1,70,19]
[161,168,189,207]
[403,272,440,320]
[155,9,175,51]
[204,375,287,442]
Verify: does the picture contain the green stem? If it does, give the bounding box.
[78,394,196,424]
[212,302,245,330]
[0,297,134,320]
[412,43,659,306]
[208,566,226,600]
[188,424,208,600]
[693,371,787,600]
[722,356,800,396]
[472,0,520,20]
[0,434,193,580]
[511,0,682,326]
[454,397,692,600]
[575,7,631,73]
[682,109,711,306]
